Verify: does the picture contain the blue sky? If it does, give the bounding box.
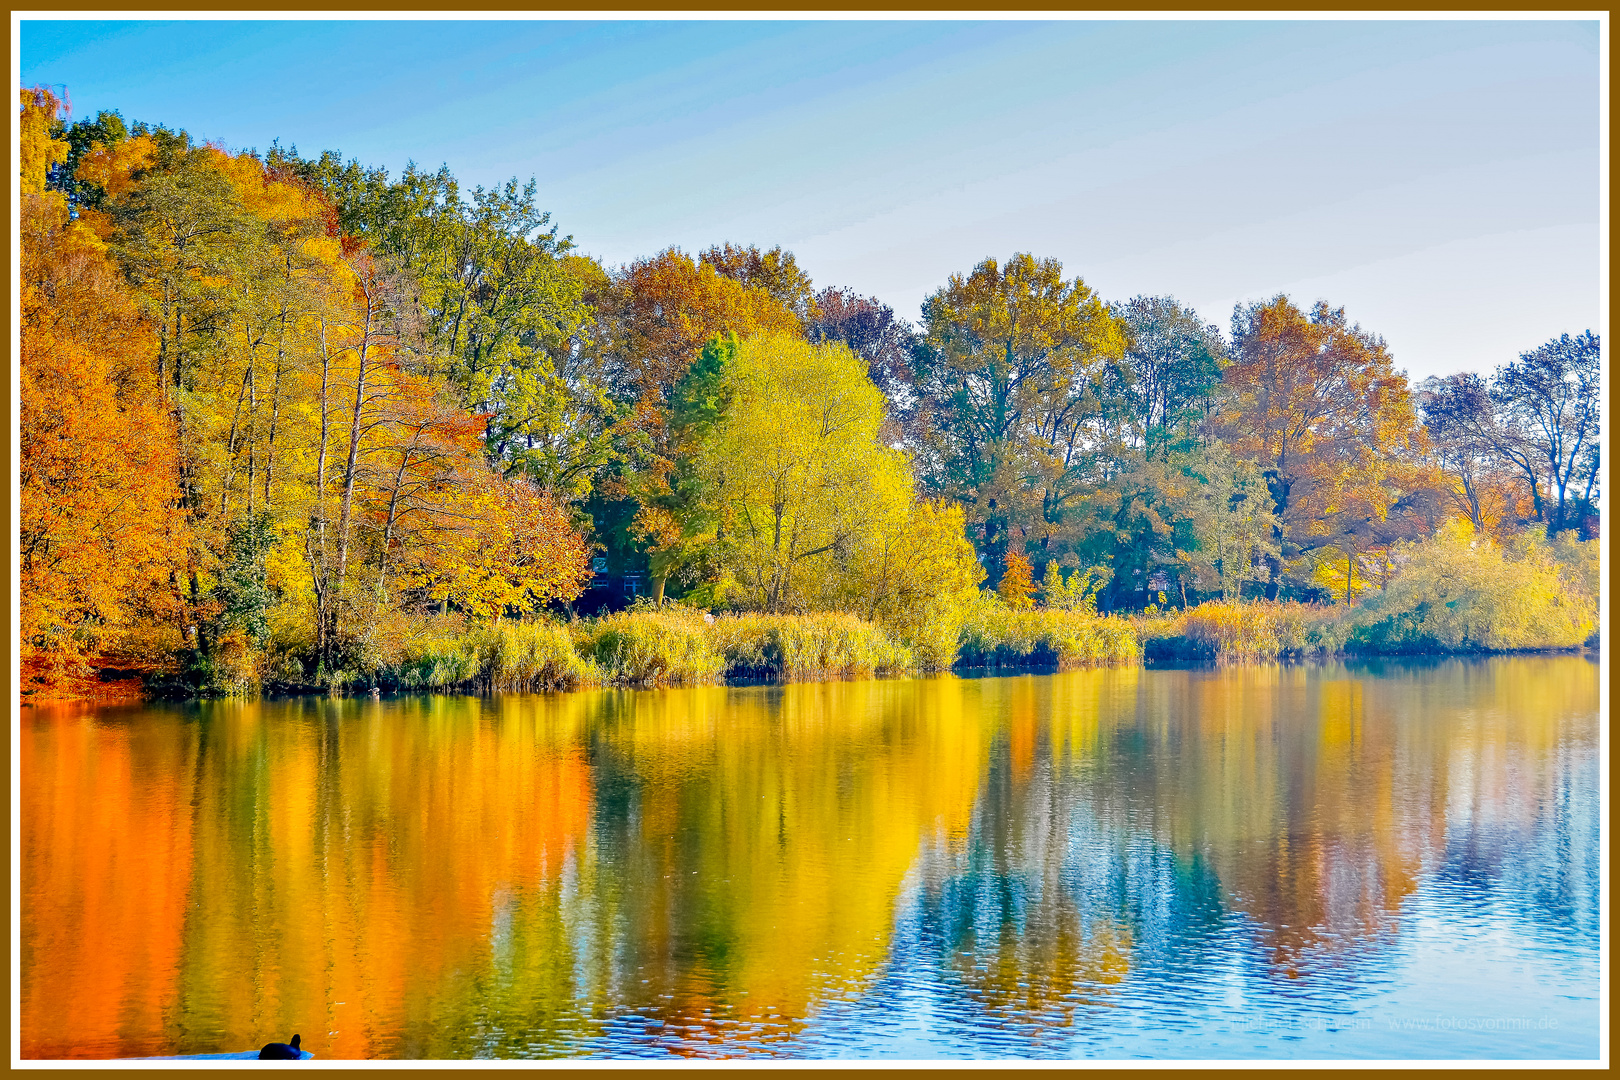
[20,17,1602,379]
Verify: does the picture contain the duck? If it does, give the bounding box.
[257,1034,302,1060]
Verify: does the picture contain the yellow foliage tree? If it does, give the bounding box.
[678,332,982,663]
[1350,519,1596,651]
[19,87,69,194]
[700,332,912,612]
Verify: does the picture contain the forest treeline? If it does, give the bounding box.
[18,89,1601,696]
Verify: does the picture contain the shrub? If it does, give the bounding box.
[1348,522,1596,653]
[857,500,984,672]
[1039,561,1109,612]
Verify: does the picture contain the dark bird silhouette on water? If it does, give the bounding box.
[258,1034,302,1060]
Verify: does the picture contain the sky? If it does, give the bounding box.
[18,17,1603,381]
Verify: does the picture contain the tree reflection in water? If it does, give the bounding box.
[20,656,1599,1058]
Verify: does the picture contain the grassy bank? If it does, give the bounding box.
[1137,525,1598,665]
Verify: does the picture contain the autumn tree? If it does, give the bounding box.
[692,333,914,612]
[913,254,1131,577]
[699,242,818,323]
[806,286,920,444]
[996,553,1035,609]
[19,89,185,690]
[594,246,802,411]
[34,116,595,691]
[56,107,128,207]
[283,150,609,498]
[844,499,983,669]
[665,332,981,656]
[579,249,805,594]
[1417,373,1527,537]
[388,471,592,622]
[1065,439,1280,609]
[19,87,68,194]
[631,333,740,603]
[1219,296,1426,600]
[1491,331,1601,535]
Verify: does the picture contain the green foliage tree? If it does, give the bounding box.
[632,332,740,603]
[282,149,609,499]
[1114,295,1225,461]
[1171,441,1279,603]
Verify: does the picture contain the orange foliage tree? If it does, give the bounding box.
[1220,296,1433,600]
[997,552,1036,610]
[594,247,802,423]
[18,90,186,691]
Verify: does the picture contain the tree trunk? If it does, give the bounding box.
[311,319,335,670]
[332,290,377,655]
[264,308,286,511]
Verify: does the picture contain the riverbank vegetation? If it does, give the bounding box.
[18,88,1601,699]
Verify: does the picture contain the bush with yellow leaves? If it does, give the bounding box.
[1348,520,1596,653]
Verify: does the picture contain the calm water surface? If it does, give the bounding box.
[21,656,1601,1060]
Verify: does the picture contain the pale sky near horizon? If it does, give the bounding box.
[18,17,1603,381]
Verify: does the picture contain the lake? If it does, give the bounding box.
[19,655,1601,1060]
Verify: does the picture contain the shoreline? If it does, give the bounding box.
[22,643,1598,706]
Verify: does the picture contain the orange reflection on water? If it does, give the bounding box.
[21,707,197,1058]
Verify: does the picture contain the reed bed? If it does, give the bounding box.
[339,598,1141,693]
[956,595,1141,669]
[572,607,726,685]
[1142,600,1345,664]
[377,620,599,692]
[710,611,913,679]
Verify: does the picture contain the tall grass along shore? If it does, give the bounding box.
[235,599,1137,696]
